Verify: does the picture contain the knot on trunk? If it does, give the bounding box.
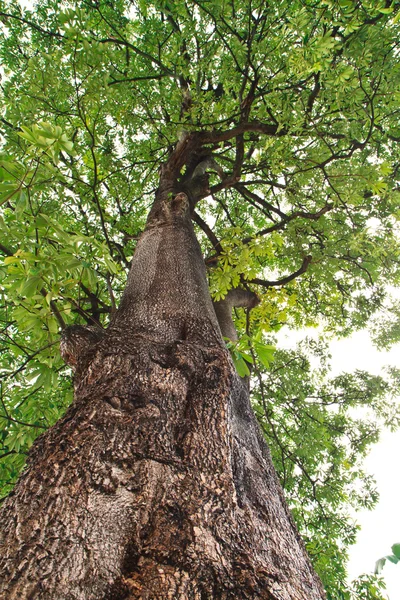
[180,155,224,207]
[170,192,190,216]
[60,324,104,369]
[147,192,191,228]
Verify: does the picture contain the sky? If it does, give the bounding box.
[279,328,400,599]
[330,332,400,600]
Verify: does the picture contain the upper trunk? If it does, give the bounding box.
[113,192,220,345]
[0,162,325,599]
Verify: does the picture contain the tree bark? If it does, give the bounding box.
[0,165,326,599]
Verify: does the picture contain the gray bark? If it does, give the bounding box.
[213,289,260,341]
[0,160,325,599]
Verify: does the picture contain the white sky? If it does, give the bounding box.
[279,328,400,599]
[331,333,400,600]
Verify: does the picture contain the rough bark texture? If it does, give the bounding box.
[0,164,326,599]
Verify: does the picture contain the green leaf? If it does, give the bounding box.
[47,316,59,335]
[392,543,400,559]
[4,255,20,265]
[20,276,42,298]
[61,256,82,270]
[103,254,119,274]
[0,182,19,204]
[14,190,28,214]
[240,351,254,364]
[233,354,251,377]
[374,557,386,575]
[18,126,38,144]
[254,343,275,368]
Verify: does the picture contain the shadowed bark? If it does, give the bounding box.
[0,155,326,599]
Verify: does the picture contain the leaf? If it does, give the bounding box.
[20,276,42,298]
[379,161,392,176]
[374,557,386,574]
[103,255,119,274]
[4,255,20,265]
[35,123,58,139]
[18,126,38,144]
[232,354,251,377]
[61,256,82,270]
[59,138,75,155]
[35,366,53,392]
[254,343,275,368]
[14,190,28,215]
[371,181,388,196]
[47,316,59,335]
[0,182,19,204]
[240,351,254,364]
[392,543,400,559]
[18,123,75,157]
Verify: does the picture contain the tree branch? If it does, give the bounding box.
[0,11,63,39]
[192,211,222,255]
[243,202,334,243]
[200,121,286,144]
[99,37,173,76]
[249,255,312,288]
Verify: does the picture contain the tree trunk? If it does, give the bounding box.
[0,157,326,599]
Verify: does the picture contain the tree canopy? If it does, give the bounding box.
[1,1,400,598]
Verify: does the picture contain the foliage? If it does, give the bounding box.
[253,337,399,598]
[225,334,275,377]
[345,575,388,600]
[1,0,400,597]
[370,300,400,350]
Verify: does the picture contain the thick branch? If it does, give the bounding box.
[214,288,259,341]
[192,211,222,255]
[200,121,285,144]
[249,255,312,288]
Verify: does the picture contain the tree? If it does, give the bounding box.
[0,0,399,598]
